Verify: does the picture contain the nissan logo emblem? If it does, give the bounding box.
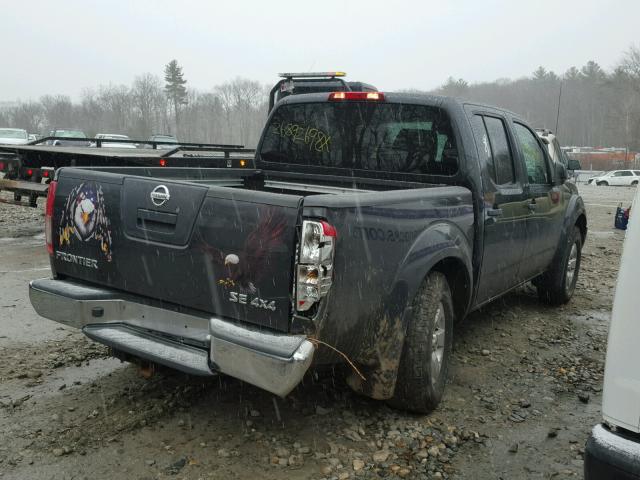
[150,185,170,206]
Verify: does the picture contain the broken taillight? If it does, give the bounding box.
[296,220,337,312]
[45,180,58,255]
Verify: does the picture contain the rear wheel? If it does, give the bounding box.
[388,271,453,413]
[632,180,638,186]
[537,226,582,305]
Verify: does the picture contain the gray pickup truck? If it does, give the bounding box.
[29,91,587,412]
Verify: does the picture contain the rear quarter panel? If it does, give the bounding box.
[303,186,474,358]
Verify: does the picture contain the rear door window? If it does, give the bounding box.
[484,116,515,185]
[514,123,549,184]
[470,114,515,187]
[470,115,493,173]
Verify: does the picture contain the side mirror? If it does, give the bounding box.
[555,162,568,184]
[567,159,582,171]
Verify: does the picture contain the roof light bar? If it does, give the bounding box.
[328,91,385,101]
[279,71,346,78]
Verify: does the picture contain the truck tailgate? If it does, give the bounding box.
[51,169,302,332]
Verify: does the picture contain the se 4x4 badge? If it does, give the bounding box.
[229,292,276,311]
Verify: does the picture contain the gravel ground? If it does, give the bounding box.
[0,184,636,479]
[0,190,45,238]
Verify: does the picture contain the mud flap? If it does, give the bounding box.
[346,290,411,400]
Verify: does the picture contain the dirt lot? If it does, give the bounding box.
[0,185,636,480]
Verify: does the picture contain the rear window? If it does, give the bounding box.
[152,135,177,142]
[57,130,86,138]
[0,129,27,139]
[260,102,458,176]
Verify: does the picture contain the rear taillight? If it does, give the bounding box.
[0,161,4,170]
[296,220,337,312]
[45,181,58,255]
[328,91,385,101]
[159,159,167,167]
[26,168,33,177]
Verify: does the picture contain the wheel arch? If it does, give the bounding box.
[393,220,474,322]
[430,256,473,323]
[575,212,587,244]
[346,223,474,402]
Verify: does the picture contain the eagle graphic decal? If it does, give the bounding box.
[58,181,113,262]
[198,207,287,294]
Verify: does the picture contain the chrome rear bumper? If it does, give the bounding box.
[29,278,314,397]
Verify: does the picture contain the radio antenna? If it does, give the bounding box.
[555,81,563,135]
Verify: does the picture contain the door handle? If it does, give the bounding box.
[486,208,503,217]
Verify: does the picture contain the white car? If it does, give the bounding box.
[0,128,29,145]
[90,133,137,149]
[587,170,640,186]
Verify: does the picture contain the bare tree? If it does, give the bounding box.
[132,73,163,138]
[9,101,44,133]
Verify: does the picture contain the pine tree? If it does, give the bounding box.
[164,60,188,134]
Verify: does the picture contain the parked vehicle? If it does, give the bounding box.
[536,128,581,178]
[585,186,640,479]
[0,128,29,145]
[269,71,377,111]
[45,129,91,147]
[587,170,640,186]
[90,134,137,149]
[143,134,178,149]
[28,133,43,142]
[29,92,587,413]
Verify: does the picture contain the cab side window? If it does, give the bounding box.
[514,123,549,184]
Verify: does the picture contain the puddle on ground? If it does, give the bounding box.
[0,235,45,245]
[569,309,610,334]
[589,230,622,238]
[2,357,124,403]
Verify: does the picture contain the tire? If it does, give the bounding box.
[537,226,582,306]
[632,180,638,186]
[388,271,454,413]
[13,193,22,202]
[597,181,608,186]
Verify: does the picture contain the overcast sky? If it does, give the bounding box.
[2,0,639,101]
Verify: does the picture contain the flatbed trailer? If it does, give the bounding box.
[0,140,256,207]
[0,178,48,207]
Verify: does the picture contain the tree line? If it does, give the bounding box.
[2,47,640,149]
[428,46,640,150]
[0,60,269,147]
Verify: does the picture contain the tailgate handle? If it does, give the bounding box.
[137,208,178,232]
